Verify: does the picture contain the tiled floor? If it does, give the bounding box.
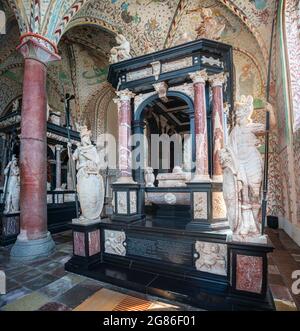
[0,231,201,311]
[0,228,299,311]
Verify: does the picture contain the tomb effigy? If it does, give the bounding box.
[66,38,275,310]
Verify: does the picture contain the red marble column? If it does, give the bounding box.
[189,70,210,182]
[209,73,226,182]
[11,36,60,260]
[114,89,135,183]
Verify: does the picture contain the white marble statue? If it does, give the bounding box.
[109,34,131,63]
[70,126,104,222]
[145,167,155,187]
[3,155,20,215]
[219,96,275,241]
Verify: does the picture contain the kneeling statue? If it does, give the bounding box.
[71,125,104,222]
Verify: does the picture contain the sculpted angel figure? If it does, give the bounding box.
[3,155,20,214]
[219,96,275,240]
[109,34,131,63]
[70,125,104,222]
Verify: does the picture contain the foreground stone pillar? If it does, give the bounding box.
[209,73,226,182]
[11,35,60,260]
[55,145,62,190]
[114,89,135,183]
[189,70,210,182]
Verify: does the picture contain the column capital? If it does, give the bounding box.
[208,72,227,87]
[17,33,61,65]
[55,144,63,152]
[189,69,208,84]
[115,89,135,102]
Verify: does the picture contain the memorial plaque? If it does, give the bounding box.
[126,234,193,266]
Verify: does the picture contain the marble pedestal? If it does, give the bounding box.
[186,181,229,231]
[227,240,273,301]
[66,221,101,270]
[111,182,144,223]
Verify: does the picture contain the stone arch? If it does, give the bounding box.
[81,82,115,141]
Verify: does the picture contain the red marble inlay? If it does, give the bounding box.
[236,254,263,294]
[88,229,100,256]
[73,231,85,257]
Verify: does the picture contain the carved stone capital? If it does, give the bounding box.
[208,72,227,87]
[189,69,208,84]
[153,81,168,102]
[17,35,61,65]
[116,89,135,102]
[55,144,63,152]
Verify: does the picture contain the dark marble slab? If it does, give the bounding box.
[56,284,96,309]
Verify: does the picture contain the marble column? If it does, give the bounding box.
[55,145,62,190]
[189,70,210,182]
[114,89,136,183]
[209,73,226,182]
[11,35,60,260]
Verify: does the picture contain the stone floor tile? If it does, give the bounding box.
[0,287,32,308]
[23,274,58,291]
[38,274,86,298]
[38,261,63,273]
[2,291,50,311]
[38,301,72,311]
[5,265,32,278]
[56,284,96,309]
[48,266,67,278]
[79,278,103,292]
[12,268,43,283]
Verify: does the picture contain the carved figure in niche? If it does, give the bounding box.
[190,8,225,41]
[109,34,131,63]
[70,125,104,222]
[219,96,275,240]
[145,167,155,187]
[3,155,20,214]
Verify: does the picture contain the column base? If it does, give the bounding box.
[10,231,55,261]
